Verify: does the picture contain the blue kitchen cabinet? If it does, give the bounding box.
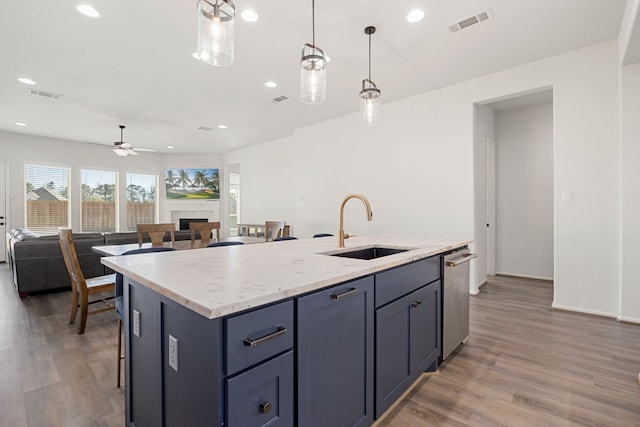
[374,258,441,418]
[125,277,224,427]
[297,276,375,427]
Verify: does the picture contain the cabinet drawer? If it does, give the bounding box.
[226,351,294,427]
[225,300,294,375]
[375,257,439,308]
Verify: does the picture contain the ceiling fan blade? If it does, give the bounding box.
[133,147,157,152]
[127,149,139,156]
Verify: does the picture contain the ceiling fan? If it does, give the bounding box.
[111,125,156,157]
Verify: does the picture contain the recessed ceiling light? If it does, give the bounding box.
[241,9,259,22]
[18,77,36,85]
[76,4,101,18]
[16,122,27,127]
[218,124,228,129]
[406,9,424,23]
[167,145,175,149]
[265,81,277,88]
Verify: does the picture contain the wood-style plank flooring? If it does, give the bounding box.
[379,275,640,426]
[0,264,638,426]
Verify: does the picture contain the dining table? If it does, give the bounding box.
[92,236,266,257]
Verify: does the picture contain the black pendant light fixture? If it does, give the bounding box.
[300,0,327,104]
[197,0,235,67]
[360,26,381,124]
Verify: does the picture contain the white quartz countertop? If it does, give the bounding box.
[101,234,471,319]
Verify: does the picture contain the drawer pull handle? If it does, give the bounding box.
[410,299,422,308]
[243,326,287,347]
[260,401,272,414]
[330,287,358,300]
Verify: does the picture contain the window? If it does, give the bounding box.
[81,169,117,232]
[127,173,157,230]
[25,163,70,234]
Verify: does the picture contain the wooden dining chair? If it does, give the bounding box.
[58,228,116,335]
[115,246,176,387]
[189,221,220,245]
[136,223,175,246]
[264,221,285,242]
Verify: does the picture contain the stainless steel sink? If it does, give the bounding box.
[327,246,409,260]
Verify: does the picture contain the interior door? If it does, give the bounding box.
[0,157,6,262]
[485,137,496,275]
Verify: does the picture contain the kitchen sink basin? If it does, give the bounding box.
[327,246,410,260]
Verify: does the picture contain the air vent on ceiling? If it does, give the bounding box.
[198,126,213,131]
[270,95,288,103]
[29,89,62,100]
[449,10,493,33]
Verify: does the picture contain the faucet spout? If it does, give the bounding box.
[338,194,373,248]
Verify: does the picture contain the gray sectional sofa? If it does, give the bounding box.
[6,228,190,298]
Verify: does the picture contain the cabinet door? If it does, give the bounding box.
[375,280,441,418]
[375,291,412,418]
[410,280,441,375]
[226,351,294,427]
[297,276,374,427]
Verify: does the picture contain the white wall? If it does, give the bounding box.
[620,62,640,322]
[495,102,554,280]
[224,40,623,319]
[0,131,223,233]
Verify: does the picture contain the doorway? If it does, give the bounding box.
[475,88,554,289]
[0,157,6,262]
[228,164,240,237]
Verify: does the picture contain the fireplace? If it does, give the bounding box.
[179,218,208,231]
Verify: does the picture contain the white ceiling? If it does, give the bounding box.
[0,0,628,154]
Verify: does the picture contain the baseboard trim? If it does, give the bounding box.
[551,303,618,320]
[616,315,640,325]
[495,272,553,281]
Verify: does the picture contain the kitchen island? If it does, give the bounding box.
[102,234,470,427]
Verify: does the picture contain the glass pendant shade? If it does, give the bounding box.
[360,26,380,124]
[300,43,327,104]
[360,79,381,124]
[197,0,235,67]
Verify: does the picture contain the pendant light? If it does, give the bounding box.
[300,0,327,104]
[360,26,381,124]
[197,0,235,67]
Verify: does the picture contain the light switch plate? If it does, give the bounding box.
[168,335,179,372]
[133,309,140,337]
[561,190,572,202]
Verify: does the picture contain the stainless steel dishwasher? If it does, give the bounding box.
[442,249,477,360]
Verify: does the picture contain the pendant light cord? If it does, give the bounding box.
[311,0,315,48]
[368,32,372,81]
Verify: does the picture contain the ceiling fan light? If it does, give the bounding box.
[113,147,128,157]
[197,0,235,67]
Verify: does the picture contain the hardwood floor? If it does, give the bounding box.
[0,263,124,426]
[1,265,638,426]
[378,275,640,427]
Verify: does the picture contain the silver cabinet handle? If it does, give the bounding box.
[330,287,358,300]
[243,326,287,347]
[446,253,477,267]
[410,299,422,308]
